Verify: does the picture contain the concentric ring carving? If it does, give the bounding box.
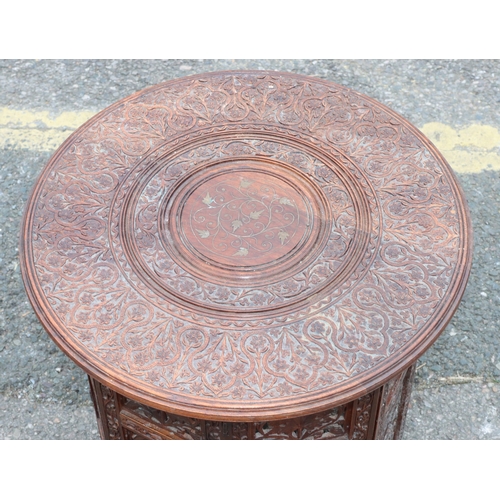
[115,132,376,317]
[21,71,471,419]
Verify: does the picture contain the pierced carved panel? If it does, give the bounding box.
[375,365,415,439]
[89,377,413,440]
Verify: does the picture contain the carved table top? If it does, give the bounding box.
[20,71,472,421]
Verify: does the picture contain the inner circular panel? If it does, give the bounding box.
[179,165,311,268]
[159,158,335,289]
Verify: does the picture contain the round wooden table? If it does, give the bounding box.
[20,71,472,439]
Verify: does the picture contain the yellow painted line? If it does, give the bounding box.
[0,108,97,129]
[1,108,499,174]
[420,122,500,174]
[0,108,97,152]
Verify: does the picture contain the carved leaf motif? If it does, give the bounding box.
[197,229,210,239]
[29,72,463,405]
[249,210,263,220]
[278,230,289,244]
[202,192,214,206]
[231,219,243,231]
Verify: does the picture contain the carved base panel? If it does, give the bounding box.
[88,364,415,440]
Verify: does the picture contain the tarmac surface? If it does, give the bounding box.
[0,59,499,439]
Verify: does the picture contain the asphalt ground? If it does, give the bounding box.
[0,59,499,440]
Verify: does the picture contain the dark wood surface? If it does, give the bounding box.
[20,71,472,423]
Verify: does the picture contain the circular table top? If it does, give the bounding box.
[20,71,472,421]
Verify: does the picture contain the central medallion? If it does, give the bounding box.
[181,168,309,267]
[160,159,328,286]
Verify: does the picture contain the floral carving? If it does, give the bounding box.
[187,172,303,263]
[23,71,469,418]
